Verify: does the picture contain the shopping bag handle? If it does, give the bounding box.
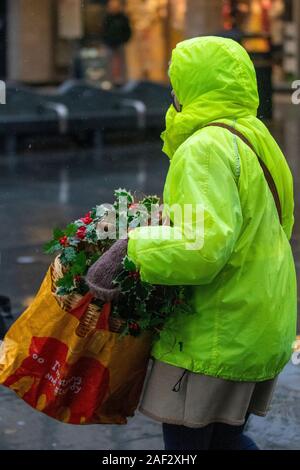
[70,292,111,333]
[69,292,94,320]
[96,302,111,331]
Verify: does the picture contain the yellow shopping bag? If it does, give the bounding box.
[0,265,152,425]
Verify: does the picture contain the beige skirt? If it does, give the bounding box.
[139,359,278,428]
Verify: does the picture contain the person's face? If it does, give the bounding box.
[171,89,182,112]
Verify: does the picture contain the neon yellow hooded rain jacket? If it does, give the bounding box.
[128,36,297,381]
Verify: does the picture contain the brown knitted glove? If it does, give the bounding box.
[85,238,128,302]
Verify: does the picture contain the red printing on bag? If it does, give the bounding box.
[4,336,110,424]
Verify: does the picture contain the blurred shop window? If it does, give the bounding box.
[222,0,249,32]
[243,0,272,53]
[125,0,186,83]
[73,0,132,87]
[168,0,186,51]
[73,47,111,87]
[101,0,132,86]
[55,0,84,82]
[221,1,284,53]
[283,0,293,22]
[102,1,132,48]
[283,22,298,80]
[126,0,170,82]
[221,0,248,42]
[220,1,295,99]
[281,0,297,80]
[72,0,112,87]
[221,1,273,118]
[58,0,84,40]
[269,0,285,47]
[269,0,285,82]
[84,0,107,40]
[0,1,6,80]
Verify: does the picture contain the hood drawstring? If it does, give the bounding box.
[172,369,187,392]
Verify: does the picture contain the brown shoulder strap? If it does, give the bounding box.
[205,122,282,225]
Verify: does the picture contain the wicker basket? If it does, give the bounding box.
[51,256,126,336]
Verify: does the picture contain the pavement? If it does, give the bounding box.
[0,361,299,450]
[0,96,299,450]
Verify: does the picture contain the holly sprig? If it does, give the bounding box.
[44,189,159,297]
[44,188,193,336]
[112,256,193,337]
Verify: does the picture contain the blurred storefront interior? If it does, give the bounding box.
[2,0,300,87]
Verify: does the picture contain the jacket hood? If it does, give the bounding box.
[162,36,259,158]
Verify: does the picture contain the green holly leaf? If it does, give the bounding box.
[53,228,65,240]
[138,317,151,329]
[90,208,97,219]
[136,303,148,320]
[60,247,77,265]
[135,282,152,301]
[113,269,128,286]
[65,223,78,237]
[118,324,130,339]
[141,195,160,213]
[85,223,97,238]
[149,315,165,326]
[56,271,75,290]
[56,285,73,296]
[43,239,61,254]
[114,188,134,204]
[70,251,87,276]
[123,256,136,272]
[119,276,136,293]
[89,252,101,265]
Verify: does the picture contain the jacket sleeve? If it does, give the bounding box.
[128,139,243,285]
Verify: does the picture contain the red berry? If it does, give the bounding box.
[129,322,140,331]
[59,235,69,247]
[80,212,93,225]
[128,271,140,280]
[76,226,87,239]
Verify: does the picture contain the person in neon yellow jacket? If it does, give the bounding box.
[128,36,297,383]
